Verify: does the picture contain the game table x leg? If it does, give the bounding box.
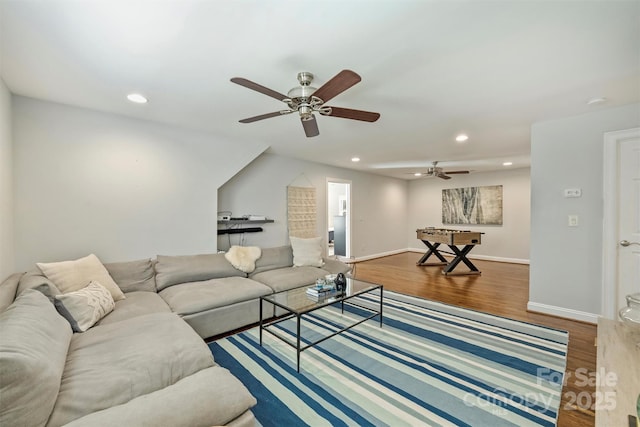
[416,241,448,266]
[442,244,481,275]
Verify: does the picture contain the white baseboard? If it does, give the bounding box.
[352,248,408,263]
[527,301,598,324]
[407,247,530,265]
[354,248,530,265]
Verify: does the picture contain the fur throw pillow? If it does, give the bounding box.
[224,246,262,273]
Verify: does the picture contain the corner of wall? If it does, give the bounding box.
[0,77,15,280]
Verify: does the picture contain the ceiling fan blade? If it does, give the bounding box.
[322,106,380,122]
[437,174,452,180]
[445,170,470,175]
[301,115,319,137]
[239,111,291,123]
[312,70,361,103]
[230,77,288,101]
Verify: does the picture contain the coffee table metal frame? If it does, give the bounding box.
[259,279,383,372]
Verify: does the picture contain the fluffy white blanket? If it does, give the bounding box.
[224,246,262,273]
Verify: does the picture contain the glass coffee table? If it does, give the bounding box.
[259,278,383,372]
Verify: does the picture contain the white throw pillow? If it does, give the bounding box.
[53,281,115,332]
[37,254,125,301]
[290,236,324,268]
[225,246,262,273]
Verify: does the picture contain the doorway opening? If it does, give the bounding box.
[327,179,351,259]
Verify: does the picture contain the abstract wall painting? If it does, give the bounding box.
[442,185,503,225]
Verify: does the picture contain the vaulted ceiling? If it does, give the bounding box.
[2,0,639,179]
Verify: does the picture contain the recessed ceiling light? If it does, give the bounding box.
[503,161,513,166]
[586,97,606,106]
[414,172,423,177]
[351,157,360,162]
[455,134,469,142]
[127,93,148,104]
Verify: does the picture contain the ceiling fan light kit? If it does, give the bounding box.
[231,69,380,137]
[410,161,470,180]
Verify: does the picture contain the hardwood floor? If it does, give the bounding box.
[352,252,597,427]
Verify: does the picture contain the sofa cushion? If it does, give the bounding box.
[47,312,215,426]
[0,272,23,312]
[54,281,115,332]
[290,236,324,267]
[159,276,272,316]
[251,245,293,275]
[37,254,125,301]
[62,367,256,427]
[96,291,171,326]
[104,258,156,293]
[251,266,330,293]
[0,289,72,427]
[155,253,245,291]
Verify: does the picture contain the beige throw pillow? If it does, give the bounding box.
[54,281,115,332]
[290,236,324,268]
[37,254,125,301]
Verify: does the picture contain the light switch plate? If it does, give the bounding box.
[568,215,579,227]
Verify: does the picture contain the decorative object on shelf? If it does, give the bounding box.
[442,185,503,225]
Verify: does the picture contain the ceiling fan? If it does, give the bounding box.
[411,161,470,180]
[230,70,380,137]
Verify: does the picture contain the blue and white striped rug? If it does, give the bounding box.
[209,291,568,427]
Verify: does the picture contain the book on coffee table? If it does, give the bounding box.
[306,284,335,296]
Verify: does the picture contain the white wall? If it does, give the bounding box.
[407,167,531,262]
[530,103,640,320]
[218,153,409,258]
[12,97,267,270]
[0,79,14,281]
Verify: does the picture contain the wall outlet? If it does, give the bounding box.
[568,215,579,227]
[564,188,582,198]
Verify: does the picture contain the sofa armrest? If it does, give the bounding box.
[0,272,24,312]
[321,258,352,275]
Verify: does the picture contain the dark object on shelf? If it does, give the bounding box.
[217,219,274,224]
[217,227,263,235]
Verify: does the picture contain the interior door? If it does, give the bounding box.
[617,134,640,311]
[326,179,351,259]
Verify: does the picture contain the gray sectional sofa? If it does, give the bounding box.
[0,245,351,427]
